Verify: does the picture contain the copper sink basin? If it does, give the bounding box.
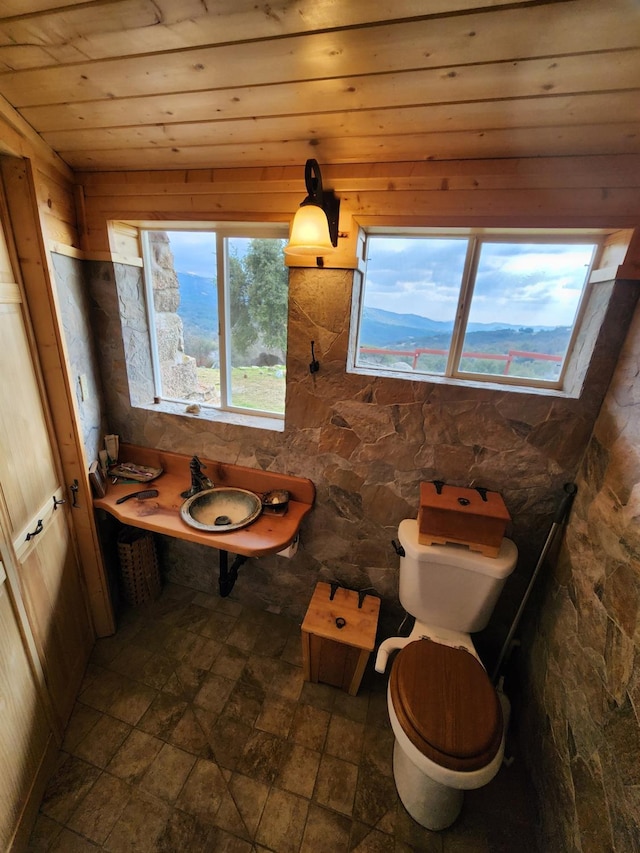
[180,487,262,532]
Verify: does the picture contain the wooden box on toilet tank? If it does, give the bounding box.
[418,482,510,557]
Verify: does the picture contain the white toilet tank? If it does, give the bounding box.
[397,519,518,633]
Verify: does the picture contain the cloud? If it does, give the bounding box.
[364,236,595,325]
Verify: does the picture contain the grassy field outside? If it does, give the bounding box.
[196,365,286,413]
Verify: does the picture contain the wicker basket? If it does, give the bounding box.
[117,526,161,606]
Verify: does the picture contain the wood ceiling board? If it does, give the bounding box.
[59,122,640,171]
[20,50,640,134]
[0,0,536,68]
[39,92,640,155]
[0,0,637,171]
[1,3,637,108]
[0,0,88,16]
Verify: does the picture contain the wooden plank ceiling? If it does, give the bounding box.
[0,0,638,172]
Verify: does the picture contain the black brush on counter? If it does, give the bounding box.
[115,489,159,504]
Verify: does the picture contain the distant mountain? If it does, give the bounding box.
[174,277,564,356]
[359,306,557,348]
[176,271,218,338]
[363,307,451,334]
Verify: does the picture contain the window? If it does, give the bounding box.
[351,231,601,391]
[141,226,289,420]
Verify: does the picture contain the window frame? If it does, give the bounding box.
[140,222,289,422]
[349,227,605,395]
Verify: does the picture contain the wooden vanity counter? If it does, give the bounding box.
[93,443,315,558]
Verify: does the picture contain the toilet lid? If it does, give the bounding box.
[390,639,503,772]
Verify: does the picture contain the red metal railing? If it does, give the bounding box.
[359,347,563,375]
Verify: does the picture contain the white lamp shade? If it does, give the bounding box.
[284,204,335,255]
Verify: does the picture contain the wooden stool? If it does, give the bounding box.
[301,582,381,696]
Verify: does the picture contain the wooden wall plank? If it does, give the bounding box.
[78,156,640,191]
[78,152,640,262]
[0,2,635,108]
[79,166,640,197]
[82,189,640,227]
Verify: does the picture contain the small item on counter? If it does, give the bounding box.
[88,460,106,498]
[109,462,163,483]
[115,488,160,504]
[104,434,119,464]
[98,449,109,475]
[261,489,290,515]
[185,403,201,414]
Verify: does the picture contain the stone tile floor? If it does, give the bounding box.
[28,583,539,852]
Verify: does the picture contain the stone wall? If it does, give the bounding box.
[147,231,200,401]
[521,295,640,852]
[83,259,638,658]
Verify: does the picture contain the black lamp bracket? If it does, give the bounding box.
[300,158,340,248]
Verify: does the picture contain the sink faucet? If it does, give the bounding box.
[181,456,214,498]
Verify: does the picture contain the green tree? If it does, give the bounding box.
[243,238,288,354]
[228,250,257,361]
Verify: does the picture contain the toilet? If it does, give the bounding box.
[376,518,518,830]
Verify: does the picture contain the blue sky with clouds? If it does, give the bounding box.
[363,237,596,326]
[163,231,217,278]
[163,231,282,279]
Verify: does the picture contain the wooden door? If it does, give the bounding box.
[0,554,54,851]
[0,183,93,732]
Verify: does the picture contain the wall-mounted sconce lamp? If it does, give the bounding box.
[284,159,340,258]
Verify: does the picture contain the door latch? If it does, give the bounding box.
[26,519,44,541]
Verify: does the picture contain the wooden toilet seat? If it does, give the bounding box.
[390,638,503,772]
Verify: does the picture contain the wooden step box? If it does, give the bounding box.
[301,582,381,696]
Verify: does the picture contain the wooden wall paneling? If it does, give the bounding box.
[0,0,533,69]
[34,164,80,245]
[89,185,640,221]
[78,156,640,195]
[1,3,635,109]
[108,220,141,259]
[77,156,640,261]
[1,156,114,637]
[81,188,640,248]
